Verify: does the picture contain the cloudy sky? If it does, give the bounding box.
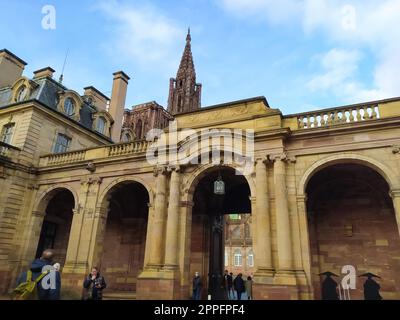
[1,0,399,114]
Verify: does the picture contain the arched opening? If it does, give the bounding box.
[189,166,252,299]
[306,163,400,300]
[35,189,75,267]
[100,181,149,295]
[135,119,143,140]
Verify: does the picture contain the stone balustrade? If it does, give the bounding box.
[297,104,380,129]
[39,140,150,167]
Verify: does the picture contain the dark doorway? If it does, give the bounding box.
[190,167,251,300]
[36,189,75,266]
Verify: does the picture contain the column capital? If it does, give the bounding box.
[268,153,296,163]
[390,189,400,198]
[80,176,102,186]
[153,165,168,177]
[167,165,181,173]
[255,156,269,165]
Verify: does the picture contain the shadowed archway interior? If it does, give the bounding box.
[35,189,75,267]
[100,181,149,294]
[306,163,400,300]
[190,167,251,299]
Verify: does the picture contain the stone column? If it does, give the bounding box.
[164,166,181,268]
[271,153,293,271]
[254,157,273,274]
[390,189,400,237]
[148,166,168,268]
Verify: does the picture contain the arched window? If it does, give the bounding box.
[122,133,131,142]
[177,95,182,112]
[96,117,106,134]
[64,98,75,116]
[247,250,254,267]
[136,119,143,139]
[16,85,28,102]
[234,249,242,267]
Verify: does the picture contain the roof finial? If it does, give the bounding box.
[186,27,191,42]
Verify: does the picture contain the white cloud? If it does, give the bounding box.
[220,0,400,103]
[219,0,303,24]
[307,49,361,92]
[95,1,184,66]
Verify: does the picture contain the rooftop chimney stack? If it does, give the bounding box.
[0,49,27,89]
[33,67,55,79]
[109,71,130,142]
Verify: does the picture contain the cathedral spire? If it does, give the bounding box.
[167,29,202,115]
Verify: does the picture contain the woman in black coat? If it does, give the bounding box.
[83,267,107,300]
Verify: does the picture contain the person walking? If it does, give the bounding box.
[227,272,234,299]
[192,272,202,300]
[245,276,253,300]
[83,267,107,300]
[14,249,61,300]
[233,273,245,300]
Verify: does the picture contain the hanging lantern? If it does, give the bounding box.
[214,172,225,195]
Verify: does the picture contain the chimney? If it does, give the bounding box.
[0,49,27,89]
[33,67,55,79]
[83,86,110,111]
[109,71,130,142]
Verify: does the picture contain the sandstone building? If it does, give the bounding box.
[1,32,400,300]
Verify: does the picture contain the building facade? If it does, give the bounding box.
[1,34,400,300]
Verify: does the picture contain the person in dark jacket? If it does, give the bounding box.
[227,273,234,299]
[233,273,245,300]
[83,267,107,300]
[16,249,61,300]
[192,272,202,300]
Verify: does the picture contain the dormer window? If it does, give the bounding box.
[16,85,28,102]
[96,116,106,134]
[64,98,75,116]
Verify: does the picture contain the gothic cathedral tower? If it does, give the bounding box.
[167,29,202,115]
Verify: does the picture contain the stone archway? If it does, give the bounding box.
[98,180,150,296]
[34,187,76,267]
[186,165,253,300]
[305,163,400,300]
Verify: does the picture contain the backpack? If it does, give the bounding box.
[13,270,49,300]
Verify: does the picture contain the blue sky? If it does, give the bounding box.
[1,0,399,114]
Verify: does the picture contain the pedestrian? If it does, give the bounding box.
[83,267,107,300]
[14,249,61,300]
[227,272,234,299]
[192,271,202,300]
[233,273,245,300]
[222,270,230,299]
[245,276,253,300]
[53,263,61,272]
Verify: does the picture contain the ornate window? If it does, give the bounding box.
[56,90,83,121]
[64,98,75,116]
[234,249,242,267]
[16,85,28,102]
[53,133,71,154]
[1,123,15,144]
[247,250,254,267]
[96,116,106,134]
